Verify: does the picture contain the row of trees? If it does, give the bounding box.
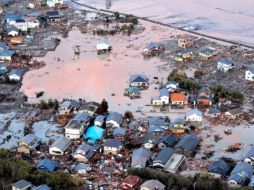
[212,85,244,103]
[128,167,233,190]
[0,149,82,189]
[38,99,59,110]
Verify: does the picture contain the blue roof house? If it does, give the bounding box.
[106,112,123,128]
[228,162,253,186]
[0,63,9,75]
[8,69,23,82]
[175,133,199,156]
[94,115,105,127]
[0,42,8,51]
[129,74,149,89]
[84,125,104,144]
[208,159,230,177]
[36,158,58,172]
[5,14,22,24]
[33,185,51,190]
[0,50,15,61]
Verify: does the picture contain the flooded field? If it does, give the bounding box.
[70,0,254,46]
[21,21,189,113]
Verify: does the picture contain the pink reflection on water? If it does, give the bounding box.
[21,22,177,112]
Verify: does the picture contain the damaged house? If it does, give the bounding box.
[131,148,152,168]
[49,136,71,156]
[175,133,199,156]
[73,143,100,162]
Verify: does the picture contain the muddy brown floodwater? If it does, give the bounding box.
[21,22,188,113]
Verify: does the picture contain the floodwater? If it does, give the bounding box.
[70,0,254,46]
[200,121,254,161]
[21,22,184,113]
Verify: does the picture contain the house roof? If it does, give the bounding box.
[124,86,140,93]
[113,127,126,136]
[247,66,254,73]
[65,120,83,129]
[0,62,9,68]
[9,69,23,77]
[140,180,165,190]
[131,148,151,167]
[148,117,167,128]
[142,132,155,144]
[121,175,142,187]
[20,134,38,145]
[130,74,149,83]
[104,139,122,148]
[169,117,185,129]
[106,112,123,124]
[175,133,198,151]
[218,58,232,66]
[97,38,110,45]
[177,49,192,55]
[84,125,104,142]
[75,163,90,171]
[171,93,185,102]
[199,47,215,56]
[159,134,177,147]
[61,99,80,109]
[144,42,163,50]
[79,101,100,113]
[5,14,22,21]
[37,158,58,172]
[75,143,99,159]
[95,115,105,124]
[12,180,32,189]
[245,146,254,159]
[160,88,168,97]
[0,50,15,57]
[33,185,51,190]
[148,126,165,133]
[50,136,71,152]
[208,107,220,114]
[208,159,230,176]
[186,109,203,118]
[226,108,243,116]
[73,112,90,123]
[0,42,8,50]
[153,147,174,166]
[229,162,253,184]
[46,10,60,18]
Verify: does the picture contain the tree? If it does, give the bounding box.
[124,111,134,121]
[101,99,108,114]
[194,70,205,78]
[167,69,187,82]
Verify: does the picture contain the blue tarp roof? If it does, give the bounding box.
[84,125,104,143]
[37,158,58,172]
